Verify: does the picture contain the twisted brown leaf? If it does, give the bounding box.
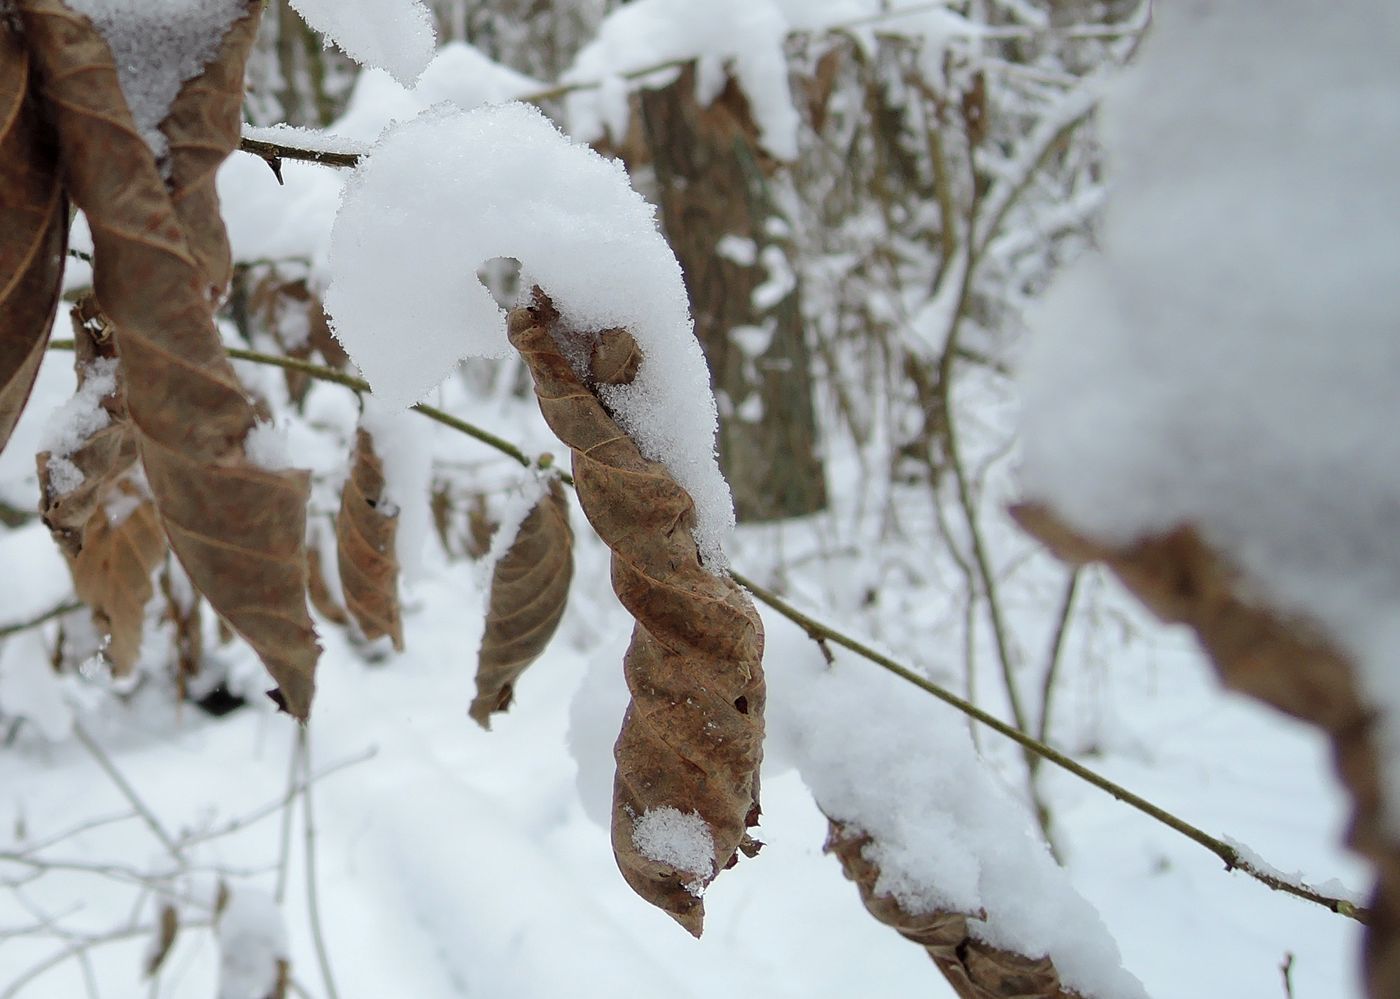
[826,821,1081,999]
[18,0,321,718]
[37,299,137,557]
[509,298,765,937]
[470,478,573,729]
[0,14,66,456]
[1014,503,1400,999]
[336,428,403,650]
[70,477,166,676]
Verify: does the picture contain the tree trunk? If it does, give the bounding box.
[639,66,827,522]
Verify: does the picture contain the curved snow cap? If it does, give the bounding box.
[764,615,1147,999]
[1017,1,1400,820]
[325,102,735,566]
[286,0,434,86]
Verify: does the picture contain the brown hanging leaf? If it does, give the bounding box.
[470,478,573,729]
[18,0,321,719]
[247,268,346,403]
[509,296,765,937]
[826,821,1081,999]
[0,15,66,457]
[70,476,166,676]
[143,902,179,978]
[1013,503,1400,998]
[306,542,349,627]
[336,428,403,650]
[36,298,138,557]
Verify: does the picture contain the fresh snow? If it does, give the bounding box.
[38,356,118,493]
[358,399,434,584]
[284,0,435,86]
[763,611,1148,999]
[65,0,245,158]
[326,101,736,567]
[563,0,978,161]
[631,807,716,896]
[216,884,289,999]
[1017,0,1400,824]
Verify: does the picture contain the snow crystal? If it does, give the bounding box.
[285,0,434,86]
[326,102,736,566]
[216,884,289,999]
[360,398,434,583]
[1017,0,1400,825]
[65,0,245,158]
[763,611,1147,999]
[631,806,715,896]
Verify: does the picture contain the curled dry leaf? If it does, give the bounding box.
[0,15,66,456]
[336,428,403,650]
[18,0,321,718]
[144,902,179,978]
[826,821,1081,999]
[246,267,347,403]
[1013,503,1400,998]
[509,298,765,937]
[37,299,137,557]
[470,478,573,729]
[70,476,166,676]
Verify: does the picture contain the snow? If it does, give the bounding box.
[0,631,74,741]
[65,0,244,158]
[326,102,736,566]
[1016,0,1400,823]
[243,419,294,471]
[632,807,716,896]
[216,884,288,999]
[563,0,979,161]
[285,0,435,87]
[38,356,118,493]
[763,611,1148,999]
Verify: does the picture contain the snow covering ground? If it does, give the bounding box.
[0,1,1382,996]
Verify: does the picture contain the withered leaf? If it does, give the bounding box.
[18,0,321,719]
[825,821,1082,999]
[143,902,179,978]
[71,476,166,676]
[509,297,765,937]
[1014,504,1400,998]
[247,268,346,404]
[306,542,349,627]
[0,15,67,456]
[336,427,403,650]
[37,299,137,558]
[470,478,573,729]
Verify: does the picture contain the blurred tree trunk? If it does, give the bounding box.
[639,66,827,522]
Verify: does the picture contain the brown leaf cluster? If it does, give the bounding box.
[17,0,320,718]
[0,15,66,455]
[1014,503,1400,999]
[470,478,573,729]
[826,821,1082,999]
[335,428,403,650]
[245,266,348,403]
[510,297,765,937]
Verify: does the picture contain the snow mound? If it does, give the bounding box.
[285,0,434,86]
[325,101,735,565]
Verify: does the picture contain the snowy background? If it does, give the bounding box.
[1,1,1386,996]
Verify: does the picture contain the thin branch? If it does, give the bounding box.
[0,921,212,999]
[0,602,82,640]
[729,571,1371,925]
[298,729,340,999]
[71,723,183,864]
[1036,570,1080,746]
[274,729,303,905]
[41,335,1369,925]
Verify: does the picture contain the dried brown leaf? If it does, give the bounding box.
[826,821,1081,999]
[470,479,573,729]
[18,0,321,718]
[0,16,66,456]
[37,299,137,557]
[306,542,349,627]
[247,269,346,402]
[70,477,166,676]
[1013,503,1400,998]
[143,903,179,978]
[509,297,765,937]
[336,428,403,650]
